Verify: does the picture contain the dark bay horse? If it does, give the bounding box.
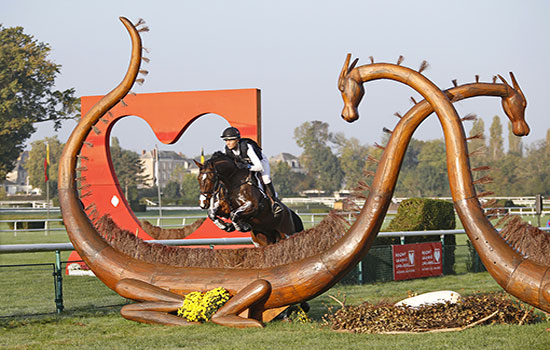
[195,152,303,246]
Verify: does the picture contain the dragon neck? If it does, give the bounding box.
[322,64,486,278]
[324,63,537,305]
[58,17,142,273]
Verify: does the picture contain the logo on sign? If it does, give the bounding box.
[434,248,441,262]
[408,250,415,265]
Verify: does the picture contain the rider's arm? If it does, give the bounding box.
[246,144,264,172]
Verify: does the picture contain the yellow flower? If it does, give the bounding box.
[177,287,231,322]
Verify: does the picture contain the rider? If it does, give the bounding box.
[220,126,283,217]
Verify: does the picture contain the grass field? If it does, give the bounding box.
[1,272,549,350]
[2,211,550,349]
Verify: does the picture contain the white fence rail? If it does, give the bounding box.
[2,209,549,235]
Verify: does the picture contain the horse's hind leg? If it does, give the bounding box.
[116,279,197,326]
[211,279,271,328]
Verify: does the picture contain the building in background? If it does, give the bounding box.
[2,151,38,195]
[140,149,199,188]
[269,153,306,174]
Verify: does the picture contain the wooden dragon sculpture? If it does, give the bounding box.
[58,18,549,328]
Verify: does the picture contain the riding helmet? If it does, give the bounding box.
[221,127,241,140]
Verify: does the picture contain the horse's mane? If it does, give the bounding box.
[208,151,232,163]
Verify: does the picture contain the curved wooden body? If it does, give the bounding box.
[58,18,550,327]
[338,55,549,313]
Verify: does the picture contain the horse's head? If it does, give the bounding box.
[194,160,218,209]
[338,54,364,122]
[498,72,529,136]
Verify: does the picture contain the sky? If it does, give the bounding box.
[2,0,549,158]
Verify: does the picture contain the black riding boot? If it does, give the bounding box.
[265,182,283,217]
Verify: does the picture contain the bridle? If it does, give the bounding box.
[199,167,221,204]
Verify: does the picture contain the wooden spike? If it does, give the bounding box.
[397,55,404,65]
[75,176,87,183]
[80,191,92,199]
[76,155,89,161]
[363,170,376,177]
[452,79,458,87]
[351,192,368,200]
[374,143,385,150]
[135,18,146,27]
[461,113,477,122]
[466,133,484,141]
[369,56,374,64]
[84,141,93,147]
[468,146,486,158]
[129,91,137,96]
[139,69,149,75]
[476,191,494,198]
[84,203,96,212]
[418,60,429,73]
[135,78,145,85]
[92,125,101,135]
[481,198,497,208]
[142,57,150,63]
[138,26,150,33]
[475,75,480,83]
[472,166,490,172]
[410,96,417,104]
[76,166,88,172]
[142,47,150,53]
[100,118,109,124]
[492,76,497,83]
[473,176,493,185]
[382,127,393,134]
[108,111,114,117]
[394,112,402,119]
[367,155,379,164]
[120,99,128,107]
[78,183,92,191]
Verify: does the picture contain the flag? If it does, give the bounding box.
[44,142,50,182]
[200,148,205,163]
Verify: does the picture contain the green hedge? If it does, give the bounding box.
[387,197,455,231]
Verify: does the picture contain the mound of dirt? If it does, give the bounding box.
[322,292,539,334]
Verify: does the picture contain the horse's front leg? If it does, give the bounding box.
[230,200,257,232]
[208,195,235,232]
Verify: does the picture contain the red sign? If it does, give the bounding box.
[392,242,443,281]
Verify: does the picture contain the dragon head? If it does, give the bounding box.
[498,72,529,136]
[338,54,364,122]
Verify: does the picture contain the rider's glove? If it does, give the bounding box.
[237,162,251,170]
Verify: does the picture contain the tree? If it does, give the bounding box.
[180,173,200,204]
[0,25,79,180]
[416,139,449,196]
[334,135,370,190]
[24,136,64,197]
[294,121,343,193]
[271,161,301,197]
[508,122,523,157]
[163,181,181,200]
[489,116,504,161]
[110,137,148,201]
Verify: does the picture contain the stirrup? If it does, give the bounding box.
[272,202,283,216]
